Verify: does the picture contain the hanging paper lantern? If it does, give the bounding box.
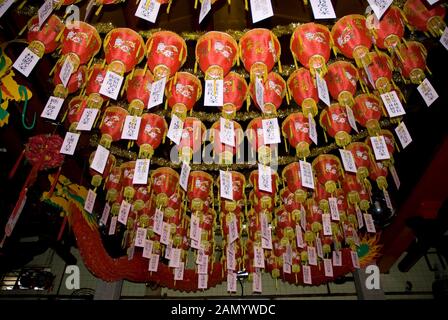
[195,31,238,80]
[279,188,302,222]
[366,129,397,165]
[325,61,358,108]
[210,119,244,164]
[342,173,364,206]
[85,63,108,109]
[307,198,324,234]
[219,171,246,214]
[282,113,312,158]
[105,166,122,203]
[188,171,214,214]
[136,113,168,159]
[249,169,279,216]
[164,189,184,220]
[335,188,348,221]
[166,72,202,119]
[99,106,129,148]
[151,167,180,209]
[126,68,154,115]
[331,14,373,67]
[352,94,382,136]
[103,28,145,75]
[249,72,286,115]
[222,72,248,119]
[178,117,206,163]
[345,142,372,181]
[146,31,187,80]
[314,182,331,212]
[239,28,281,82]
[275,206,296,241]
[403,0,446,37]
[247,117,271,165]
[120,161,138,201]
[290,23,332,76]
[369,159,389,190]
[360,51,394,94]
[287,68,319,117]
[312,154,342,194]
[282,162,308,204]
[53,63,87,98]
[88,151,116,189]
[66,96,87,130]
[319,103,352,147]
[358,183,371,212]
[394,41,428,84]
[26,15,64,58]
[61,21,101,72]
[366,6,406,52]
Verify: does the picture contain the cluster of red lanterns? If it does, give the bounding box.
[20,0,446,291]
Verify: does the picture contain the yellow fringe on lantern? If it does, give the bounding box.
[95,5,103,16]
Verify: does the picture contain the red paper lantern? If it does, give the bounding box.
[136,113,167,159]
[352,94,382,136]
[249,169,279,213]
[146,31,187,80]
[394,41,428,84]
[325,61,358,108]
[342,173,364,206]
[195,31,238,80]
[99,106,129,148]
[319,103,352,147]
[222,72,248,119]
[188,171,213,213]
[360,51,394,94]
[27,15,64,57]
[287,68,319,117]
[89,151,115,189]
[331,14,373,67]
[85,63,108,109]
[249,72,286,115]
[178,117,206,163]
[281,113,312,158]
[103,28,145,75]
[282,162,308,203]
[105,166,122,202]
[53,63,87,98]
[403,0,446,37]
[247,117,271,165]
[219,171,246,214]
[211,119,244,164]
[345,142,372,180]
[239,28,281,82]
[150,167,179,209]
[66,96,87,130]
[126,68,154,115]
[290,23,332,76]
[367,6,406,52]
[61,21,101,71]
[166,72,202,119]
[312,154,342,194]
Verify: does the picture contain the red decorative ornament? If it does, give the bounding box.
[89,151,116,189]
[166,72,202,118]
[178,117,206,163]
[366,6,406,52]
[281,112,312,158]
[105,166,122,202]
[99,106,129,148]
[287,68,319,117]
[342,173,364,206]
[103,28,146,75]
[146,31,187,80]
[195,31,238,80]
[282,162,308,204]
[352,93,383,136]
[290,23,332,76]
[137,113,168,159]
[403,0,446,37]
[66,96,87,130]
[210,119,244,164]
[222,72,248,119]
[53,63,87,98]
[394,41,428,84]
[188,171,214,213]
[325,61,358,108]
[312,154,342,194]
[319,103,352,147]
[247,117,271,164]
[239,28,281,82]
[331,14,373,67]
[360,51,394,94]
[126,68,154,115]
[27,15,64,58]
[61,21,101,71]
[150,167,179,209]
[249,72,286,115]
[345,142,372,180]
[85,63,108,109]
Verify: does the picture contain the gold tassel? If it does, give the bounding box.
[195,0,198,9]
[244,0,248,10]
[95,5,103,16]
[167,0,173,14]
